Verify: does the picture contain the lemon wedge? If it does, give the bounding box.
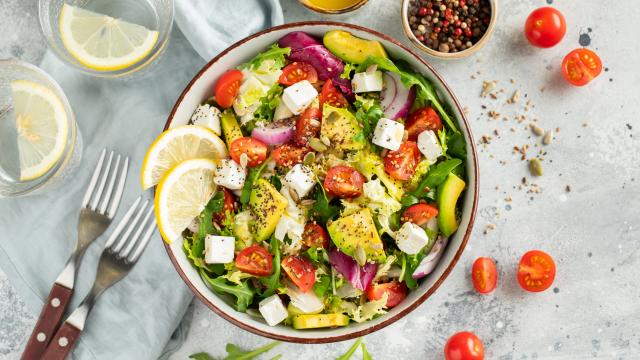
[10,80,69,181]
[155,158,218,243]
[141,125,227,190]
[59,3,159,71]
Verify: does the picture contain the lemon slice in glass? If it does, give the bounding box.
[10,80,69,181]
[141,125,228,190]
[155,158,218,243]
[59,3,159,71]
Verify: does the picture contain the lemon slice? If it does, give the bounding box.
[155,158,218,243]
[59,4,159,71]
[10,80,69,181]
[141,125,228,190]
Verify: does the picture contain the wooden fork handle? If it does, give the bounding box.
[41,322,81,360]
[21,283,73,360]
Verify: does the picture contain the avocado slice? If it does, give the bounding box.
[249,179,288,242]
[327,208,386,263]
[437,173,466,237]
[220,109,243,149]
[320,105,365,151]
[323,30,388,64]
[292,313,349,329]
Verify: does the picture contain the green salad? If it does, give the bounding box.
[183,30,467,329]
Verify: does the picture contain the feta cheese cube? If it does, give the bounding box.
[282,80,318,115]
[190,104,221,135]
[204,235,235,264]
[259,294,288,326]
[372,118,404,151]
[274,214,305,242]
[283,164,315,198]
[213,159,246,190]
[417,130,443,163]
[273,101,293,121]
[396,222,429,255]
[351,71,384,93]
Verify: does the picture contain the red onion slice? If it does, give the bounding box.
[251,122,294,146]
[381,72,415,120]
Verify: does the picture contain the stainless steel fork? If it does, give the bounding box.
[41,196,157,360]
[22,149,128,360]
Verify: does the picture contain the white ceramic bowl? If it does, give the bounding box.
[162,21,479,343]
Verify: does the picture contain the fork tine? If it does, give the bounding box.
[121,205,154,258]
[129,216,156,263]
[98,154,120,215]
[81,149,106,208]
[107,157,129,218]
[104,196,141,248]
[90,151,114,210]
[112,200,149,253]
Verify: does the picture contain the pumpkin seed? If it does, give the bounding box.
[309,137,328,152]
[529,158,543,176]
[239,153,249,168]
[303,151,316,165]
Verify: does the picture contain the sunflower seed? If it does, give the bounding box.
[530,123,544,136]
[542,131,553,145]
[354,245,367,267]
[321,135,331,147]
[239,153,249,168]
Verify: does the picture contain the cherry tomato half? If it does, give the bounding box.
[365,281,408,308]
[214,69,243,109]
[401,203,439,227]
[319,79,348,109]
[471,257,498,294]
[281,255,316,292]
[213,188,237,225]
[405,107,442,141]
[229,137,268,167]
[324,165,365,198]
[384,141,420,181]
[517,250,556,292]
[524,7,566,48]
[444,331,485,360]
[279,62,318,86]
[293,107,322,146]
[561,48,603,86]
[273,143,309,168]
[302,223,329,249]
[235,245,273,276]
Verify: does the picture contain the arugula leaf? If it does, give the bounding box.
[336,338,363,360]
[258,235,281,298]
[253,84,284,123]
[240,159,270,206]
[192,192,226,257]
[361,343,373,360]
[200,270,255,312]
[447,132,467,159]
[189,341,281,360]
[400,252,426,289]
[269,174,282,191]
[356,56,459,134]
[305,246,327,265]
[400,194,420,207]
[239,44,290,71]
[437,128,449,158]
[410,158,462,199]
[312,184,339,223]
[313,274,332,298]
[353,95,384,141]
[224,341,281,360]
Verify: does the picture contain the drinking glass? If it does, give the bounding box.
[39,0,174,78]
[0,59,82,197]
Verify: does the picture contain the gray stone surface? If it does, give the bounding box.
[1,0,639,359]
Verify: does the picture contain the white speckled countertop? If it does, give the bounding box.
[1,0,639,359]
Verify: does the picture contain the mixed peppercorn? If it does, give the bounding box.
[407,0,492,53]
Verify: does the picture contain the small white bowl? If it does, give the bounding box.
[162,21,479,343]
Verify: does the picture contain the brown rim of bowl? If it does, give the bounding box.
[162,20,479,344]
[298,0,369,15]
[400,0,497,59]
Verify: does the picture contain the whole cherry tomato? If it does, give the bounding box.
[444,331,484,360]
[524,7,566,48]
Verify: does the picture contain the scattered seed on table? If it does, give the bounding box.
[543,131,553,145]
[529,158,543,176]
[530,123,544,136]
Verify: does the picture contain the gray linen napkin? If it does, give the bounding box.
[0,1,283,359]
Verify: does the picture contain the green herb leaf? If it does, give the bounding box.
[258,235,281,298]
[361,343,373,360]
[224,341,281,360]
[200,270,255,312]
[192,192,225,257]
[447,132,467,159]
[240,159,270,206]
[269,174,282,191]
[253,84,284,124]
[353,95,384,141]
[189,353,215,360]
[400,252,425,289]
[400,194,420,207]
[312,184,339,223]
[340,62,357,79]
[239,44,290,71]
[313,274,332,298]
[336,338,363,360]
[410,158,462,199]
